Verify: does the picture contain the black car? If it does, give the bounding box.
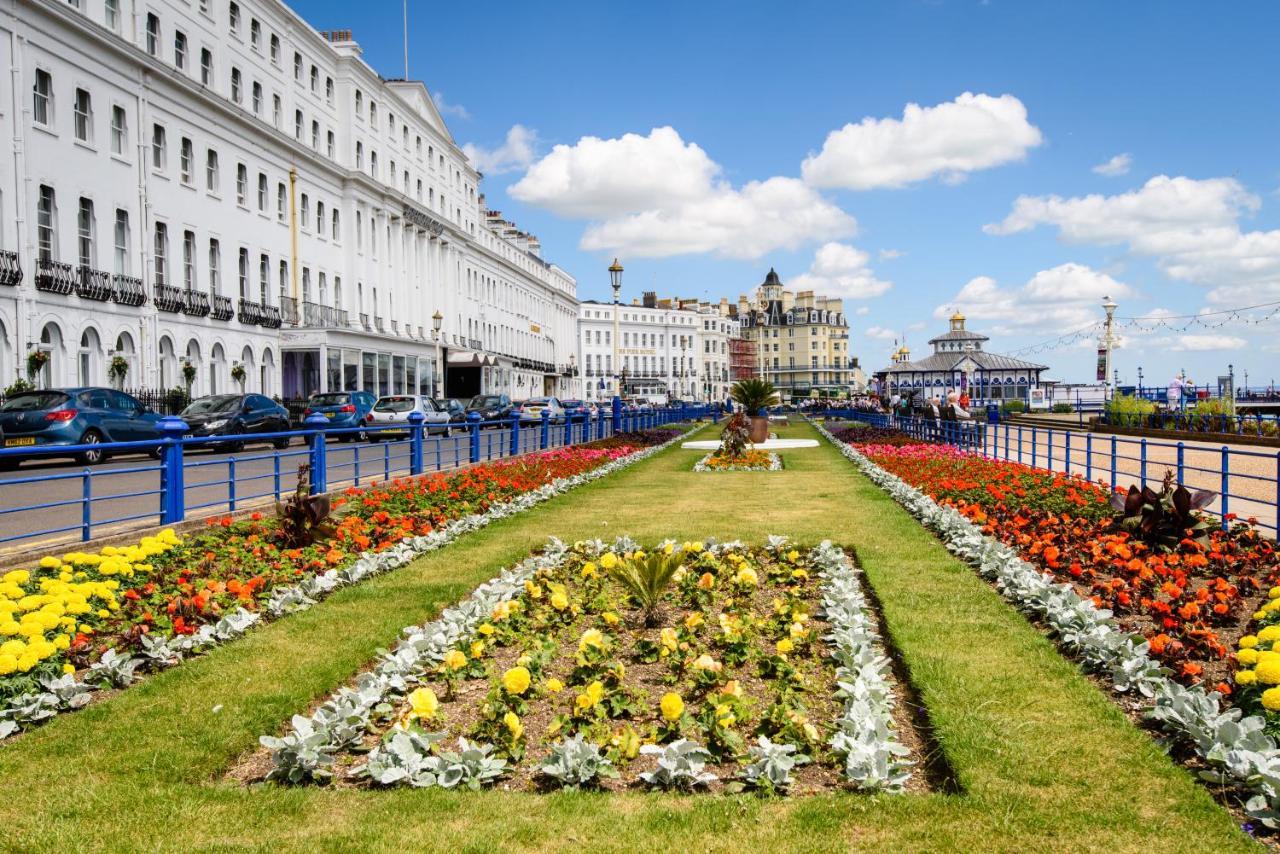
[464,394,514,427]
[435,398,468,430]
[180,393,292,451]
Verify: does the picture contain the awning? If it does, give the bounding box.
[447,351,493,368]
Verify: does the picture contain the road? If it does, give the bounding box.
[0,422,569,557]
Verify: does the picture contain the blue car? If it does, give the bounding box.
[301,390,377,441]
[0,387,164,467]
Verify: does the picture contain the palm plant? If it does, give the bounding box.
[606,550,684,627]
[731,378,778,415]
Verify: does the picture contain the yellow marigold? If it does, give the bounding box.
[0,653,15,675]
[1237,670,1258,686]
[1270,587,1280,600]
[776,638,794,655]
[1259,625,1280,643]
[503,711,524,740]
[1257,658,1280,685]
[1239,648,1260,666]
[599,553,619,570]
[502,666,531,695]
[1240,635,1260,649]
[38,557,61,570]
[1265,688,1280,712]
[660,692,684,722]
[443,649,467,671]
[408,687,439,720]
[544,678,564,693]
[62,662,75,675]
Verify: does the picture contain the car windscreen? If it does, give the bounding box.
[524,398,550,406]
[0,391,70,412]
[310,393,350,407]
[182,395,242,416]
[467,397,503,409]
[374,397,416,413]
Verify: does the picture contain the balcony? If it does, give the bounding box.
[280,295,300,326]
[211,294,234,321]
[112,274,146,306]
[181,289,211,317]
[359,312,370,331]
[260,304,282,328]
[35,258,75,294]
[391,319,399,335]
[0,250,22,287]
[75,266,113,301]
[154,283,183,313]
[302,301,348,328]
[374,315,385,333]
[237,297,263,325]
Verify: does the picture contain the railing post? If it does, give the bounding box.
[1140,439,1148,485]
[1048,428,1054,471]
[467,412,481,463]
[1176,442,1185,485]
[304,413,329,493]
[1221,446,1230,530]
[1064,431,1070,475]
[228,457,237,511]
[612,395,622,435]
[509,411,521,457]
[1085,433,1093,482]
[81,470,92,542]
[1109,435,1117,489]
[540,408,550,450]
[158,416,188,524]
[408,410,425,475]
[585,409,593,442]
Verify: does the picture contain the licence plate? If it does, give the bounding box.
[325,412,336,419]
[4,437,35,447]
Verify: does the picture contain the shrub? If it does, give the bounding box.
[1051,402,1074,413]
[1110,470,1216,552]
[606,549,683,627]
[730,378,778,415]
[275,464,336,547]
[1105,393,1155,426]
[1001,399,1026,414]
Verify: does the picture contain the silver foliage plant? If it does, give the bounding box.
[638,739,718,790]
[812,419,1280,826]
[692,450,782,471]
[0,427,695,741]
[359,732,506,790]
[538,733,619,788]
[741,735,810,791]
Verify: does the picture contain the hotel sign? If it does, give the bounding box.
[403,204,446,236]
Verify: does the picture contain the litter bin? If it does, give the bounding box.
[986,403,1000,424]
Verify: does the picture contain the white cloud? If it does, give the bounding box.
[511,127,855,259]
[855,306,871,316]
[865,326,900,340]
[933,263,1135,335]
[432,92,470,120]
[789,242,892,299]
[1092,153,1132,176]
[462,125,538,175]
[878,248,904,261]
[1166,334,1249,352]
[801,92,1043,190]
[985,175,1280,304]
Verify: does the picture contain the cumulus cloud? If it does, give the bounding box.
[462,125,538,175]
[933,263,1134,335]
[511,127,854,259]
[1092,153,1132,176]
[788,242,892,300]
[801,93,1043,190]
[878,248,904,261]
[855,306,871,315]
[985,175,1280,304]
[864,325,900,341]
[1163,334,1249,352]
[432,92,470,120]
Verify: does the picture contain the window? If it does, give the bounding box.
[228,2,240,33]
[309,65,317,92]
[182,230,195,289]
[355,211,362,248]
[326,130,334,158]
[104,0,119,30]
[230,67,241,103]
[310,119,318,149]
[369,101,376,123]
[153,222,168,286]
[259,254,269,303]
[355,142,363,168]
[110,105,127,154]
[237,248,248,298]
[331,209,339,240]
[250,19,260,50]
[269,35,280,64]
[251,81,261,114]
[208,239,220,293]
[179,137,193,183]
[145,13,159,55]
[415,178,422,199]
[299,193,309,228]
[276,182,286,222]
[174,31,187,69]
[37,185,57,262]
[278,260,288,300]
[113,209,129,275]
[200,48,213,85]
[77,198,95,268]
[325,77,333,103]
[293,52,302,81]
[235,163,247,206]
[355,90,363,114]
[272,94,281,128]
[205,149,219,192]
[73,88,92,142]
[32,69,52,126]
[370,151,377,178]
[150,124,166,170]
[257,173,267,211]
[316,201,324,233]
[415,136,422,157]
[294,109,302,140]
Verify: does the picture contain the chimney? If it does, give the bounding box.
[642,291,657,309]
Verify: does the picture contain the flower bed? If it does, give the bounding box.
[829,425,928,448]
[252,537,916,794]
[693,450,782,472]
[0,428,695,739]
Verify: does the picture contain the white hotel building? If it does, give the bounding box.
[0,0,578,404]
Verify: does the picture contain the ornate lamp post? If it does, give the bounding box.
[1101,296,1118,402]
[609,258,623,400]
[431,309,443,398]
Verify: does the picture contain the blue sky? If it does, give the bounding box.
[296,0,1280,386]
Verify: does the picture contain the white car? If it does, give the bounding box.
[367,395,453,440]
[517,396,566,424]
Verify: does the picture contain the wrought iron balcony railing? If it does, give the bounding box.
[112,274,146,306]
[154,283,184,313]
[75,266,113,301]
[35,258,75,294]
[210,294,234,321]
[0,250,22,287]
[181,289,211,317]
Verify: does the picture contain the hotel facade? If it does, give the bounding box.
[0,0,578,404]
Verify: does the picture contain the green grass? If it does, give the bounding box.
[0,421,1254,852]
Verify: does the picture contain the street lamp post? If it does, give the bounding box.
[1101,296,1118,402]
[609,259,623,401]
[1137,365,1144,397]
[569,352,577,400]
[431,309,443,398]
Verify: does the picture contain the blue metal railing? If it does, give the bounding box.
[0,400,718,548]
[814,409,1280,537]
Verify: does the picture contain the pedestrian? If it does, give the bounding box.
[1166,374,1187,412]
[958,389,971,410]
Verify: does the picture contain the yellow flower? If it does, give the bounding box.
[660,692,684,722]
[443,649,467,671]
[791,568,809,581]
[1239,648,1260,666]
[776,638,794,655]
[734,566,758,586]
[1270,587,1280,600]
[599,553,619,570]
[575,680,605,711]
[787,549,800,563]
[544,678,564,693]
[503,711,524,740]
[1256,658,1280,685]
[38,557,61,570]
[477,623,496,637]
[690,542,704,552]
[1258,625,1280,643]
[1264,688,1280,711]
[1237,670,1258,685]
[578,628,606,653]
[720,679,742,698]
[1240,635,1260,649]
[613,726,640,759]
[684,612,704,630]
[692,653,721,672]
[0,653,15,675]
[633,550,646,560]
[580,561,598,579]
[407,687,439,720]
[470,640,486,659]
[62,662,75,675]
[659,627,679,654]
[601,611,620,627]
[525,581,543,599]
[663,543,674,555]
[502,666,531,695]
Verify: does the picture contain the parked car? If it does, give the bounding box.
[560,399,599,418]
[301,391,377,441]
[180,393,291,451]
[464,394,514,427]
[0,387,163,466]
[366,395,453,440]
[518,396,566,424]
[435,398,468,431]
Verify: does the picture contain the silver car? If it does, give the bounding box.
[367,395,453,440]
[517,396,566,424]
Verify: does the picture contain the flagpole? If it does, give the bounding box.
[403,0,409,78]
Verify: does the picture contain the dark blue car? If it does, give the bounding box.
[0,387,163,467]
[302,390,377,441]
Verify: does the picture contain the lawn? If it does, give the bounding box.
[0,420,1254,852]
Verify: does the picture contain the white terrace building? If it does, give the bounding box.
[0,0,578,403]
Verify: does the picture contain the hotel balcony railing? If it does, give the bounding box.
[154,283,184,313]
[237,297,263,325]
[35,258,75,294]
[260,304,282,329]
[112,274,146,306]
[0,250,23,287]
[181,289,211,317]
[391,319,399,335]
[302,301,348,328]
[359,312,371,331]
[75,266,113,301]
[374,315,385,333]
[280,295,300,326]
[210,294,234,321]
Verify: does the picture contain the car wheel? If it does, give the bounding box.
[272,435,290,450]
[77,430,105,465]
